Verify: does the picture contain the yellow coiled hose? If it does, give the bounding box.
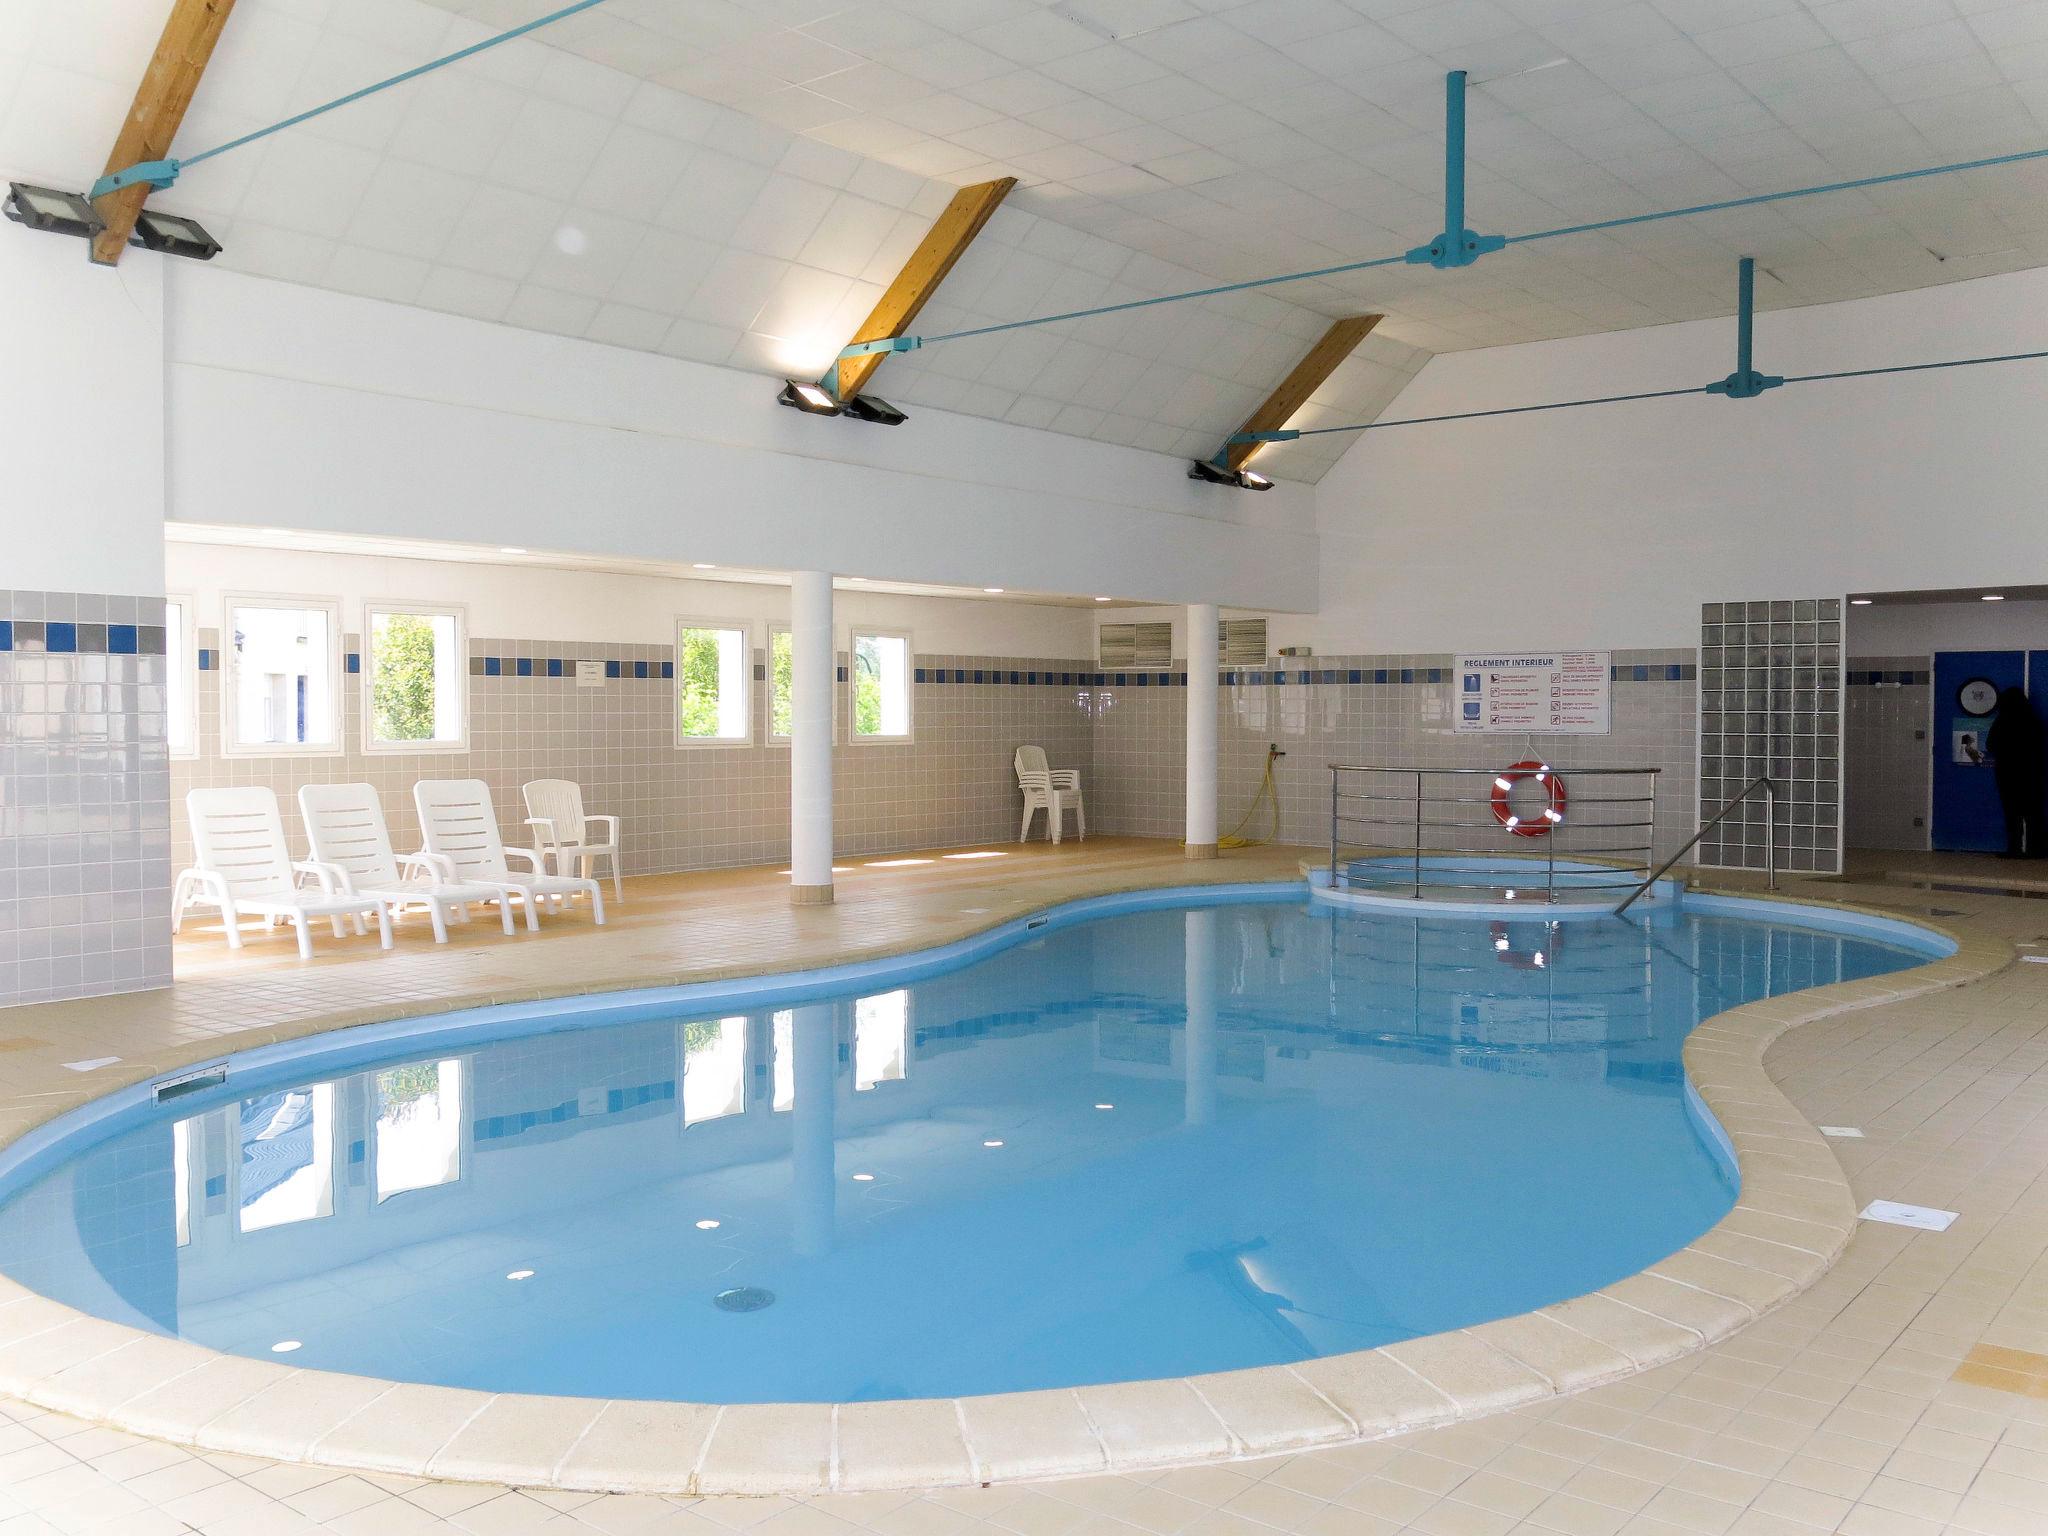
[1217,745,1284,849]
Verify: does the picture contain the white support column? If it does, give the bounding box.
[790,570,835,904]
[1186,602,1219,859]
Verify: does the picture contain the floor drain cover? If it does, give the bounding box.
[714,1286,775,1313]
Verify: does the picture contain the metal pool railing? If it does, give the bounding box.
[1327,764,1663,903]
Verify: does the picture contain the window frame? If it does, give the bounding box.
[219,592,345,759]
[164,591,199,761]
[673,615,756,748]
[849,626,916,744]
[360,600,470,755]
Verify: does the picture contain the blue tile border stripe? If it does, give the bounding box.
[440,655,1704,688]
[0,620,167,657]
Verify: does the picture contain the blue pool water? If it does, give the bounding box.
[0,894,1939,1404]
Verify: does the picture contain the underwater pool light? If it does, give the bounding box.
[271,1339,302,1353]
[982,1139,1004,1148]
[695,1219,721,1230]
[852,1172,875,1181]
[507,1269,535,1280]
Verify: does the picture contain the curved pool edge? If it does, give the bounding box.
[0,882,2010,1497]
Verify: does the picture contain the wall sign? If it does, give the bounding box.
[1454,651,1611,735]
[576,660,607,688]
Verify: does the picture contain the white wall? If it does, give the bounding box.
[1309,267,2048,654]
[1,236,166,597]
[166,541,1096,654]
[164,266,1319,613]
[1849,600,2048,657]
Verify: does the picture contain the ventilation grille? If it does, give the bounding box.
[1219,618,1268,665]
[1099,621,1172,668]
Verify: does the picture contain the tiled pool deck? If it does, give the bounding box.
[2,840,2047,1533]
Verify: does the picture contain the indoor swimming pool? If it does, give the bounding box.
[0,890,1944,1405]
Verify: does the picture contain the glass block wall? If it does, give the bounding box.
[1697,599,1844,875]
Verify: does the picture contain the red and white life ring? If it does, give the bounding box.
[1489,761,1566,838]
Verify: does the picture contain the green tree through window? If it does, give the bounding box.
[371,614,439,742]
[854,638,882,735]
[677,628,727,738]
[771,630,793,736]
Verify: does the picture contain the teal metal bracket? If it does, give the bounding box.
[820,334,924,399]
[1227,430,1299,448]
[1405,72,1505,270]
[1705,257,1784,399]
[89,159,181,200]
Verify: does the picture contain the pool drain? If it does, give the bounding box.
[714,1285,775,1313]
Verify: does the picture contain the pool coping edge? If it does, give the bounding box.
[0,878,2010,1496]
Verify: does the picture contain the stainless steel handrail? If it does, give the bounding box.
[1613,775,1777,916]
[1327,765,1663,904]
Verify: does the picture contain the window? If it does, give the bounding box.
[222,595,341,755]
[682,1017,747,1126]
[164,594,197,760]
[851,628,913,741]
[237,1083,335,1232]
[675,619,752,745]
[373,1059,464,1202]
[855,991,908,1090]
[769,625,794,738]
[364,603,467,752]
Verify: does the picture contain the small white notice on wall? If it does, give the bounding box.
[1454,652,1611,735]
[576,660,606,688]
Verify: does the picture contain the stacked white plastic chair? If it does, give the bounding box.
[415,779,605,927]
[299,783,526,943]
[521,778,623,901]
[1015,745,1086,844]
[175,787,393,958]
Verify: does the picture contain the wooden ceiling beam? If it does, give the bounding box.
[1222,314,1383,470]
[90,0,239,266]
[834,176,1016,399]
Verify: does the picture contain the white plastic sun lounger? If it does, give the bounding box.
[174,787,393,959]
[414,779,605,929]
[299,783,528,944]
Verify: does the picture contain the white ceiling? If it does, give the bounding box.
[6,0,2047,482]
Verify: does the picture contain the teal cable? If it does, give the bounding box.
[1508,145,2048,249]
[1248,346,2048,439]
[918,252,1409,347]
[857,143,2048,361]
[102,0,612,188]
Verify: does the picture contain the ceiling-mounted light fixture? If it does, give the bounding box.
[1983,594,2006,601]
[4,182,102,241]
[843,393,908,427]
[1850,597,1872,605]
[133,207,223,261]
[1188,459,1272,491]
[778,379,842,416]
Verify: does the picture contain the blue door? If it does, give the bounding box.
[1932,650,2024,851]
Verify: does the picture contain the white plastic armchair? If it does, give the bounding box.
[174,787,392,959]
[414,779,605,928]
[521,778,622,901]
[1015,746,1086,845]
[300,783,526,943]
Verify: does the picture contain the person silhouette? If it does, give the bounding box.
[1986,686,2046,857]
